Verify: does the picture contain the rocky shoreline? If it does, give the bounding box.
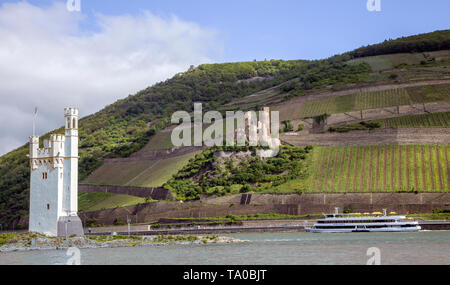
[0,233,247,253]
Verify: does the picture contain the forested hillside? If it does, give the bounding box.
[346,30,450,59]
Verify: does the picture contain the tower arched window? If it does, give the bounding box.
[67,117,71,129]
[73,118,77,129]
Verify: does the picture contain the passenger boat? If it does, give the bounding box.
[305,209,421,233]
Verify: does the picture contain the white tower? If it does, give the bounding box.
[63,108,79,216]
[28,108,83,237]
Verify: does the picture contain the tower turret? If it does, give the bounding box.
[63,108,79,217]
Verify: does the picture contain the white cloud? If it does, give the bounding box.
[0,1,222,155]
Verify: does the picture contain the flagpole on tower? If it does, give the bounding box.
[33,107,38,137]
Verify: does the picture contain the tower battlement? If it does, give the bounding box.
[64,107,78,116]
[30,135,66,159]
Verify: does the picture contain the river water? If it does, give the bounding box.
[1,231,449,265]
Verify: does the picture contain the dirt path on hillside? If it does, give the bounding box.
[280,128,450,146]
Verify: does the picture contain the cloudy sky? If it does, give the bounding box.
[0,0,449,155]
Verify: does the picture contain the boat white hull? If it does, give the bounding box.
[306,226,421,233]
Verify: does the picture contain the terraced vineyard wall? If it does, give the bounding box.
[307,145,450,192]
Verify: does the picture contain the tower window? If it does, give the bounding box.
[46,204,50,210]
[42,172,48,180]
[73,118,77,129]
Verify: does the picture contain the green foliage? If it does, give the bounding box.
[281,82,297,92]
[0,233,18,247]
[297,61,371,91]
[328,121,381,133]
[297,124,304,131]
[389,73,399,80]
[282,120,294,132]
[240,184,251,193]
[313,113,330,124]
[165,146,312,201]
[86,218,97,227]
[345,30,450,59]
[113,218,125,226]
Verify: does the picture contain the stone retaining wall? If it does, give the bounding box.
[81,193,449,226]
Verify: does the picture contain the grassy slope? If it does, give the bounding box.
[130,151,201,187]
[138,130,174,151]
[82,160,156,186]
[78,192,147,212]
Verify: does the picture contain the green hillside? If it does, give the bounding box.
[1,30,450,228]
[345,30,450,59]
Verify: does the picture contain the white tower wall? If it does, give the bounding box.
[29,163,64,236]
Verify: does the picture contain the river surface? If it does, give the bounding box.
[1,231,449,265]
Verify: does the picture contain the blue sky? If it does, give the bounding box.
[14,0,450,61]
[0,0,448,155]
